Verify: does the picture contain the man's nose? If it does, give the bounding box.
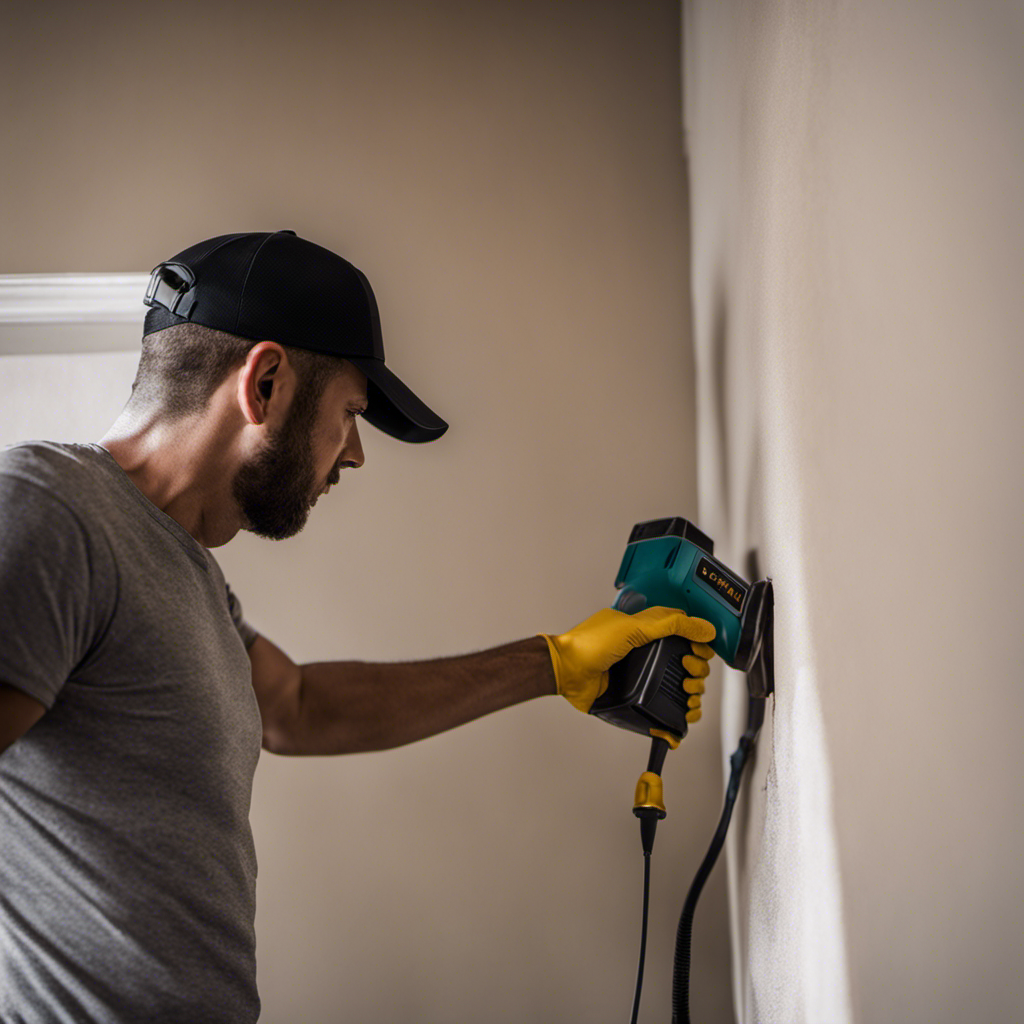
[342,420,365,469]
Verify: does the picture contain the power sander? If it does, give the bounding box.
[593,517,775,1024]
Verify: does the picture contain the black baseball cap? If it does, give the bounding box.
[143,230,448,443]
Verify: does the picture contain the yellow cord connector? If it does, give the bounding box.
[634,771,667,815]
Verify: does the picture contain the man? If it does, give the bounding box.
[0,230,716,1021]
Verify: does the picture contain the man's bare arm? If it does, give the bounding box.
[0,683,47,756]
[249,634,556,756]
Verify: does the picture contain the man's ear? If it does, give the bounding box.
[239,342,287,425]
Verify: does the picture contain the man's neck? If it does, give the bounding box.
[99,403,244,548]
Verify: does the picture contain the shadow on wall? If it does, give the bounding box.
[698,257,779,1022]
[711,273,731,524]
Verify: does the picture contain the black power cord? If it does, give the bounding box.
[629,852,652,1024]
[627,697,767,1024]
[672,697,765,1024]
[629,736,670,1024]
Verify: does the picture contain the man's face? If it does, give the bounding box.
[232,360,367,540]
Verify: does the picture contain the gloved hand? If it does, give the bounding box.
[538,606,716,720]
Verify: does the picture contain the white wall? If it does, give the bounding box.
[0,351,138,446]
[683,0,1024,1021]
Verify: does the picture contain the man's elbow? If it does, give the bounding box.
[257,681,305,756]
[260,720,296,755]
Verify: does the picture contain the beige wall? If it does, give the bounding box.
[684,1,1024,1021]
[2,3,734,1021]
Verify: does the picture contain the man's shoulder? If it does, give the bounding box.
[0,441,123,532]
[1,440,110,496]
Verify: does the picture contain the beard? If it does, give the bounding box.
[232,391,324,541]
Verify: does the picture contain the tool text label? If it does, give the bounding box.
[695,558,747,613]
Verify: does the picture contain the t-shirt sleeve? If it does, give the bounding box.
[225,583,259,650]
[0,474,114,708]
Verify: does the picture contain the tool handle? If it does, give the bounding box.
[602,635,696,737]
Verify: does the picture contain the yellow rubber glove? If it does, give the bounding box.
[538,606,716,719]
[679,639,715,723]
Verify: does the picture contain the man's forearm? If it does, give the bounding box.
[286,636,556,755]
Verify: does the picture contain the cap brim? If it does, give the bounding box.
[346,357,448,444]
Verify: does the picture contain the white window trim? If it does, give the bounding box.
[0,273,149,324]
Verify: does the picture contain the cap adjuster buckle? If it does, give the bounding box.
[144,262,198,318]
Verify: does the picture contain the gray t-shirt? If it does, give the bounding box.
[0,441,263,1023]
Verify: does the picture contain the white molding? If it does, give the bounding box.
[0,273,150,324]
